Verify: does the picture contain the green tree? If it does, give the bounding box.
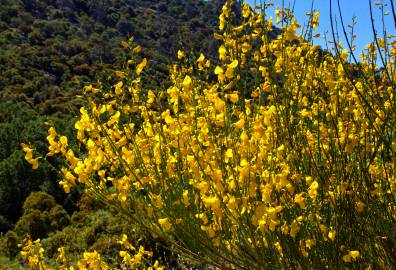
[0,102,76,228]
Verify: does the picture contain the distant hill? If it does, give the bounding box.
[0,0,225,114]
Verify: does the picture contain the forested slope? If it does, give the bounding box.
[0,0,225,231]
[0,0,224,114]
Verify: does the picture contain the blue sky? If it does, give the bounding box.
[246,0,395,59]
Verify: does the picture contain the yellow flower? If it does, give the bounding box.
[132,45,142,54]
[197,53,205,70]
[229,59,239,69]
[177,50,184,60]
[300,109,311,118]
[21,143,32,155]
[328,230,336,241]
[218,45,227,60]
[115,81,123,95]
[225,60,238,78]
[30,158,39,170]
[115,70,125,78]
[225,148,233,163]
[21,143,39,170]
[214,66,225,82]
[158,218,172,232]
[290,220,300,238]
[242,3,251,18]
[147,90,156,104]
[308,180,319,199]
[305,239,316,250]
[285,20,298,41]
[136,58,147,76]
[182,75,192,89]
[234,117,245,129]
[219,14,225,30]
[343,250,360,262]
[312,11,320,29]
[241,42,251,53]
[228,92,238,103]
[182,190,190,206]
[356,201,365,213]
[294,193,306,209]
[274,241,283,256]
[203,196,220,212]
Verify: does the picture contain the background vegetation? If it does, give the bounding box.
[0,0,226,235]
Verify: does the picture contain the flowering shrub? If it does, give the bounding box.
[22,0,395,269]
[20,238,46,270]
[20,235,163,270]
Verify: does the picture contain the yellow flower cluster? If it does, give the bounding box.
[20,238,110,270]
[75,251,109,270]
[41,0,395,268]
[21,143,39,170]
[20,238,46,270]
[20,236,163,270]
[118,234,163,270]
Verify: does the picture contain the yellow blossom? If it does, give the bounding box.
[136,58,147,76]
[182,75,192,89]
[242,3,251,18]
[158,218,173,232]
[177,50,185,60]
[229,92,239,103]
[328,230,336,241]
[312,11,320,29]
[294,193,306,209]
[343,250,360,262]
[21,143,39,170]
[219,45,227,60]
[133,45,142,53]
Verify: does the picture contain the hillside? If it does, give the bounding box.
[0,0,224,114]
[0,0,227,231]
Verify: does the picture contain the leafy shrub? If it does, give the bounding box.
[14,192,70,240]
[0,102,69,226]
[44,209,137,262]
[22,191,57,214]
[77,193,105,211]
[0,231,19,258]
[15,210,50,240]
[48,205,70,231]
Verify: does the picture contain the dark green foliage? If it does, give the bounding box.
[41,205,189,268]
[0,150,55,226]
[14,192,70,240]
[0,0,224,113]
[22,191,57,214]
[44,208,134,264]
[48,205,71,231]
[0,102,50,225]
[0,192,70,258]
[77,193,105,211]
[0,231,19,258]
[14,209,51,240]
[0,101,77,228]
